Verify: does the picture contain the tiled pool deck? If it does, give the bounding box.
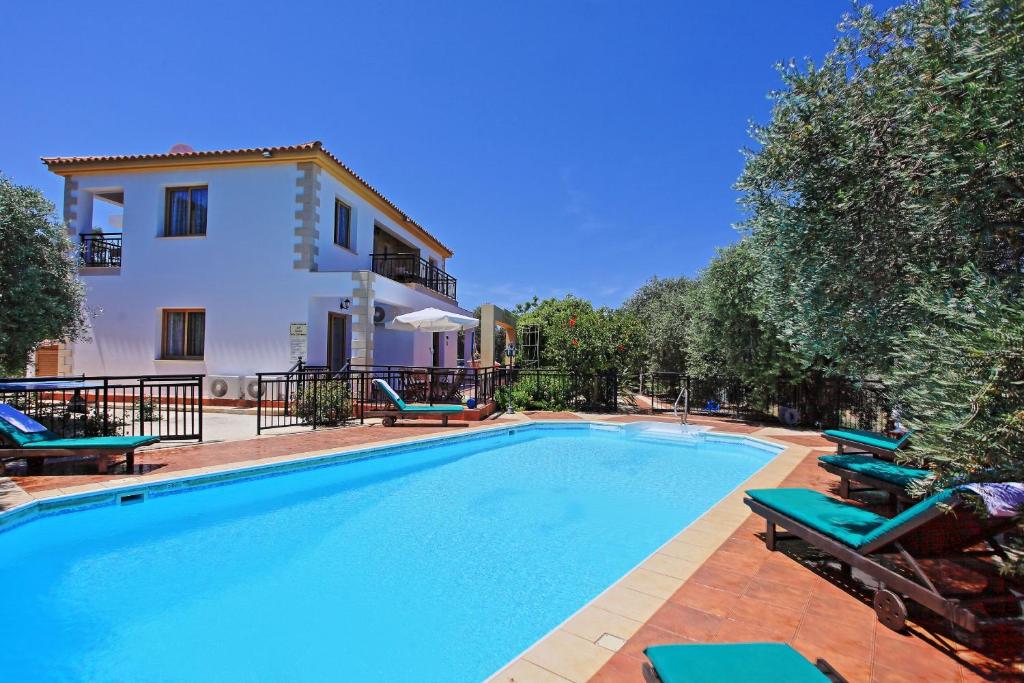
[1,414,1020,681]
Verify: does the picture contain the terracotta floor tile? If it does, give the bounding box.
[614,623,694,664]
[725,594,804,636]
[586,652,646,683]
[689,564,752,595]
[667,582,735,618]
[743,576,814,612]
[713,616,793,644]
[645,602,724,642]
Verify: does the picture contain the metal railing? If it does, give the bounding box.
[496,367,619,412]
[80,233,122,268]
[256,365,511,434]
[370,252,457,300]
[0,374,203,441]
[635,371,890,431]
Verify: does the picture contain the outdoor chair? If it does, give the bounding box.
[0,404,159,474]
[823,428,913,459]
[818,453,930,512]
[642,643,846,683]
[431,368,466,403]
[744,485,1023,640]
[367,379,464,427]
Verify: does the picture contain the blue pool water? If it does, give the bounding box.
[0,424,777,682]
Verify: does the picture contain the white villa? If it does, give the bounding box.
[41,141,475,398]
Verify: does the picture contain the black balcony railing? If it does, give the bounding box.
[370,252,456,300]
[80,233,122,268]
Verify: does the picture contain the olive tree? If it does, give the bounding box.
[0,174,87,375]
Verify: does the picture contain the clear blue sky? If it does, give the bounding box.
[1,1,897,310]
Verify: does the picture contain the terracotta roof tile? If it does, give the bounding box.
[41,141,453,256]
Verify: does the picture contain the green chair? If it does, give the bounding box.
[744,486,1020,636]
[0,403,159,474]
[818,453,930,511]
[823,428,913,459]
[368,379,465,427]
[643,643,845,683]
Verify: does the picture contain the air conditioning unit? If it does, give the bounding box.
[206,375,242,400]
[373,305,387,325]
[242,376,265,401]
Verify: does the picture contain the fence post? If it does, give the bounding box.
[612,368,618,412]
[102,378,110,435]
[256,375,263,435]
[138,378,145,436]
[312,371,319,430]
[197,375,204,442]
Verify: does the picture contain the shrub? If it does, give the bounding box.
[294,379,352,426]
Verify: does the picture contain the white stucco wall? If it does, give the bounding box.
[64,160,469,382]
[315,170,448,272]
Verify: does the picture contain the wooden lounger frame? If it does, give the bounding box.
[823,434,910,460]
[817,459,916,513]
[744,494,1020,635]
[362,410,459,427]
[0,446,138,474]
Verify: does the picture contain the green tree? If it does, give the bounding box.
[515,295,641,375]
[685,242,809,396]
[738,0,1024,378]
[0,174,87,375]
[888,273,1024,573]
[621,276,692,373]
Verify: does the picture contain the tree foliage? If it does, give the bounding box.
[621,276,692,373]
[515,295,644,376]
[0,174,86,375]
[685,242,808,394]
[738,0,1024,378]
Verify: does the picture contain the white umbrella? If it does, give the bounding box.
[388,307,479,332]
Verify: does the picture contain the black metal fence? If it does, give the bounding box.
[635,371,890,431]
[80,233,122,267]
[497,367,619,412]
[256,365,512,434]
[0,374,203,441]
[370,252,457,300]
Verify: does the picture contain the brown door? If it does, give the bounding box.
[34,344,59,376]
[327,313,348,371]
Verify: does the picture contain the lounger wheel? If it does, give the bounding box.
[382,416,396,427]
[873,588,908,632]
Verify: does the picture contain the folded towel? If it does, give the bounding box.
[0,404,48,433]
[961,483,1024,518]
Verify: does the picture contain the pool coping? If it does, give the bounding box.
[0,418,810,682]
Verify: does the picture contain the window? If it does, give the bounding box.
[164,186,208,236]
[334,199,352,249]
[161,310,205,359]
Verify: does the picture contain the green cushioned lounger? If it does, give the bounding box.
[370,378,465,426]
[644,643,834,683]
[0,403,159,474]
[823,428,913,458]
[818,453,930,511]
[743,485,1017,638]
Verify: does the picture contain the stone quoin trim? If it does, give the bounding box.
[349,271,376,367]
[293,162,322,270]
[62,177,78,232]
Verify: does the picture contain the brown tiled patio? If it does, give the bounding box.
[589,425,1024,683]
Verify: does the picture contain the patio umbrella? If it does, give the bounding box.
[388,307,479,332]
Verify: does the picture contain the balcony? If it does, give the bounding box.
[80,233,122,268]
[371,252,457,300]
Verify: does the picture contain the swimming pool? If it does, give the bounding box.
[0,423,779,682]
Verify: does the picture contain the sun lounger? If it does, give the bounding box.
[0,404,159,474]
[367,379,464,427]
[818,453,930,511]
[642,643,846,683]
[823,428,913,459]
[744,486,1021,637]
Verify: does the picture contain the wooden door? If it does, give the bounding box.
[34,344,59,376]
